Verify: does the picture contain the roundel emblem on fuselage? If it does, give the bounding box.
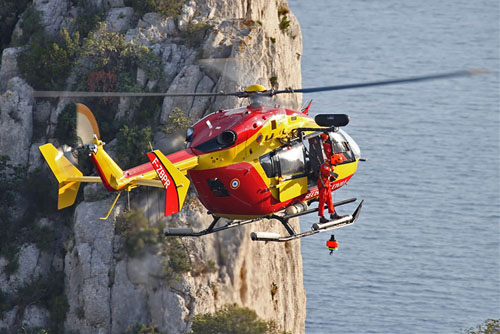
[230,178,240,190]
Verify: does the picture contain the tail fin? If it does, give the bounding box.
[147,150,191,216]
[39,143,83,209]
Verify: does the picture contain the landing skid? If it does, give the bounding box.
[252,199,363,242]
[164,198,363,242]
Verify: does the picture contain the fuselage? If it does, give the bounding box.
[182,104,360,219]
[90,104,360,219]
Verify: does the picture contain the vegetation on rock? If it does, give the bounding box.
[460,319,500,334]
[0,0,31,53]
[277,6,290,31]
[162,107,193,135]
[161,237,192,282]
[190,304,290,334]
[116,125,153,169]
[115,209,162,257]
[125,0,185,19]
[1,271,68,333]
[181,21,213,47]
[0,157,59,277]
[17,28,81,90]
[125,323,164,334]
[54,104,78,146]
[115,208,193,285]
[80,22,161,81]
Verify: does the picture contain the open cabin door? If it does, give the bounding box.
[276,144,308,202]
[260,144,309,202]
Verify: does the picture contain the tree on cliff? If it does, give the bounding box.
[460,319,500,334]
[190,304,290,334]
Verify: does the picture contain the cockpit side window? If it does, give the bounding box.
[331,132,355,163]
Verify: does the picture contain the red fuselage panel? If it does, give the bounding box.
[189,162,283,216]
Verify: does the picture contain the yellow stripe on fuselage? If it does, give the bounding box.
[194,113,326,201]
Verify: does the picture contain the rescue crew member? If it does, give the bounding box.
[321,133,332,159]
[317,153,346,223]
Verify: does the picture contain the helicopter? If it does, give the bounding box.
[36,68,487,246]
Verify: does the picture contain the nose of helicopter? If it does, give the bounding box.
[339,129,361,159]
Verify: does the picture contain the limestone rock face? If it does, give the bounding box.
[0,306,18,332]
[63,0,306,332]
[0,244,40,295]
[126,13,177,47]
[21,305,51,329]
[64,200,117,333]
[33,0,70,37]
[0,0,307,332]
[65,194,305,334]
[160,65,215,123]
[158,0,302,129]
[105,0,125,8]
[0,48,23,92]
[105,7,135,33]
[0,242,54,332]
[0,77,34,166]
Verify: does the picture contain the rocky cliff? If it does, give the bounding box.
[0,0,305,333]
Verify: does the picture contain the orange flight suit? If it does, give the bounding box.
[317,160,335,217]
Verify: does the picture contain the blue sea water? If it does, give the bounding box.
[287,0,500,333]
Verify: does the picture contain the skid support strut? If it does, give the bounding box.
[164,198,363,242]
[251,199,363,242]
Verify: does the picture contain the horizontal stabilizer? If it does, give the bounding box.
[132,179,165,188]
[39,143,83,209]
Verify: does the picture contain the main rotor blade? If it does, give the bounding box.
[32,91,237,98]
[273,68,491,95]
[33,68,489,98]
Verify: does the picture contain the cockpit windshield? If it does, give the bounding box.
[338,129,361,159]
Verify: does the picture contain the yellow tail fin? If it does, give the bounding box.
[39,143,83,209]
[147,150,191,216]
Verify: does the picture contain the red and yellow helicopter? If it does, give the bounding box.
[36,69,486,245]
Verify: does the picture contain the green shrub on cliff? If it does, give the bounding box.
[125,0,185,19]
[181,21,213,47]
[16,4,81,90]
[115,209,161,257]
[17,27,81,90]
[81,22,161,81]
[71,6,105,39]
[125,323,164,334]
[18,34,71,90]
[460,319,500,334]
[115,125,153,169]
[54,103,78,146]
[0,0,31,52]
[13,3,44,46]
[161,237,192,283]
[162,107,193,135]
[190,304,290,334]
[3,271,68,333]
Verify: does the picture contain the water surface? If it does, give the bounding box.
[287,0,499,332]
